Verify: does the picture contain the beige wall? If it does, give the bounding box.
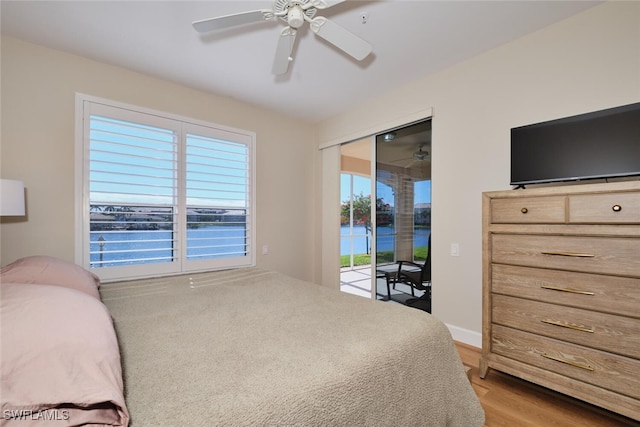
[318,2,640,343]
[0,36,319,283]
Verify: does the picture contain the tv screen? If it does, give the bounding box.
[510,102,640,186]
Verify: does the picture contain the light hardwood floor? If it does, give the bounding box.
[455,342,640,427]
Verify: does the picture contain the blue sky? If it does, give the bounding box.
[340,174,431,206]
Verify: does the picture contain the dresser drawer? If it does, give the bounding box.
[491,264,640,318]
[491,234,640,278]
[492,294,640,359]
[491,325,640,400]
[569,192,640,224]
[491,196,566,224]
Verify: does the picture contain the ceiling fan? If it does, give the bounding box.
[404,145,430,169]
[193,0,373,75]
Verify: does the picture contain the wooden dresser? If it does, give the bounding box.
[480,181,640,421]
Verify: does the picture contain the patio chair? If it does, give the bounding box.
[395,234,431,300]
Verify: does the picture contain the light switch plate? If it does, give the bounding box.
[450,243,460,257]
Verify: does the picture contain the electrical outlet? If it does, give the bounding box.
[262,245,268,255]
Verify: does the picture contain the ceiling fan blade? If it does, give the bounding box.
[272,27,297,75]
[405,159,419,169]
[389,156,413,163]
[303,0,347,10]
[193,10,273,33]
[309,17,372,61]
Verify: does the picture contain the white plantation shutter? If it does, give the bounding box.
[79,96,255,281]
[185,131,250,260]
[89,115,178,268]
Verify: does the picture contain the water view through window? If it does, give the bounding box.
[89,205,248,267]
[340,173,430,268]
[340,226,429,256]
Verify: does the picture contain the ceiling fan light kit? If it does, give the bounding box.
[286,5,305,28]
[193,0,373,75]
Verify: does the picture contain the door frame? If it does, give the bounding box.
[320,108,433,290]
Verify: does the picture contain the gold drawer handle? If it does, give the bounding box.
[541,251,595,258]
[540,285,594,296]
[612,204,622,212]
[521,207,528,214]
[541,353,594,371]
[540,318,595,333]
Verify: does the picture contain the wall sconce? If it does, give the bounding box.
[0,179,26,216]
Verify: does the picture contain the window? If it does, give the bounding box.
[76,95,255,281]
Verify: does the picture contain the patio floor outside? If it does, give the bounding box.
[340,265,428,306]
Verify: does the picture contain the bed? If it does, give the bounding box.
[1,256,129,426]
[1,256,484,426]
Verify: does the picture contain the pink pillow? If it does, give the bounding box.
[0,256,101,299]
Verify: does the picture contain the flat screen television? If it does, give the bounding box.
[510,102,640,186]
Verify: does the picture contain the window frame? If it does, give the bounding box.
[75,94,256,282]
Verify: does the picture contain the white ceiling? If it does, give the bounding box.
[1,1,600,124]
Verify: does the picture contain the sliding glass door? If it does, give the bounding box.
[338,120,431,301]
[374,120,431,301]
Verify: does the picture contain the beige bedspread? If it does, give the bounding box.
[101,268,484,426]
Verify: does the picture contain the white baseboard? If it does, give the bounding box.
[446,323,482,348]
